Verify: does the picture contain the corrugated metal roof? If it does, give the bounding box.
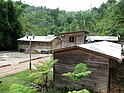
[86,36,118,41]
[17,35,57,42]
[78,41,121,60]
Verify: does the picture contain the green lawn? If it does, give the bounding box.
[0,70,35,93]
[0,70,67,93]
[0,70,92,93]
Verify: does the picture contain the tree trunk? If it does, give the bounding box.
[45,74,48,91]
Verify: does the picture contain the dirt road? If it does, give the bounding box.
[0,55,51,78]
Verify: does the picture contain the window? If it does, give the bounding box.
[69,36,75,42]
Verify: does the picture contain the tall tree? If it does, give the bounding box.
[7,0,23,50]
[0,0,26,50]
[0,0,6,49]
[18,0,124,39]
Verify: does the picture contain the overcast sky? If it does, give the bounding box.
[13,0,108,11]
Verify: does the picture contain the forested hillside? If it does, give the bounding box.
[21,0,124,38]
[0,0,124,51]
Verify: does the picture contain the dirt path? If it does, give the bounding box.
[0,55,51,78]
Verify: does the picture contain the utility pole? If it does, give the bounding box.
[26,32,35,70]
[29,38,31,70]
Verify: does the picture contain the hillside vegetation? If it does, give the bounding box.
[21,0,124,38]
[0,0,124,51]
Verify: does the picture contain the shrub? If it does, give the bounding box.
[9,84,36,93]
[29,59,58,91]
[68,89,90,93]
[63,63,91,81]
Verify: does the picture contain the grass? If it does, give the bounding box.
[0,70,35,93]
[0,70,69,93]
[0,70,93,93]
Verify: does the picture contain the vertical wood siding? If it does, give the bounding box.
[54,49,110,93]
[61,32,86,48]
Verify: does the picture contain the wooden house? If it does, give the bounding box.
[60,30,88,48]
[54,41,121,93]
[17,35,59,53]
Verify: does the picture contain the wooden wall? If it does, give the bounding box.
[61,32,86,48]
[18,41,29,50]
[18,38,60,51]
[34,42,52,49]
[54,48,110,93]
[109,59,118,93]
[52,38,60,49]
[117,63,124,93]
[19,42,52,50]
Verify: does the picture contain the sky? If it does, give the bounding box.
[13,0,108,11]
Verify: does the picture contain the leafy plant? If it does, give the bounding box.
[68,89,90,93]
[9,84,36,93]
[63,63,91,93]
[29,59,58,91]
[63,63,91,81]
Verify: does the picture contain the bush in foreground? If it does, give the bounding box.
[9,84,36,93]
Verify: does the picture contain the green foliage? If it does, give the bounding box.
[1,0,124,51]
[0,69,91,93]
[0,0,26,51]
[68,89,90,93]
[9,70,36,82]
[20,0,124,39]
[29,59,58,91]
[33,59,58,75]
[0,70,34,93]
[9,84,36,93]
[63,63,91,93]
[20,6,94,35]
[63,63,91,81]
